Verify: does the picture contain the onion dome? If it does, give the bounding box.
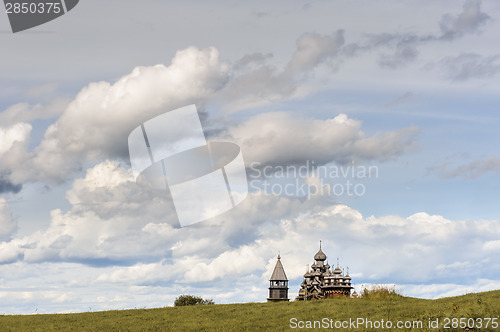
[314,242,327,261]
[324,260,330,270]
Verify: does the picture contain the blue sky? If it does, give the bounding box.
[0,0,499,314]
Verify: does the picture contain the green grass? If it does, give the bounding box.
[1,290,499,331]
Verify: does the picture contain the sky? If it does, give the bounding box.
[0,0,500,314]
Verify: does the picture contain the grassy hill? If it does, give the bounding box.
[1,290,499,331]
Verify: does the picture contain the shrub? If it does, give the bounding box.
[174,295,215,307]
[360,285,403,300]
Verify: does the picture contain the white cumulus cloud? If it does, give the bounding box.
[9,47,229,183]
[222,112,419,167]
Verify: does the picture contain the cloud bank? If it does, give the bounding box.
[1,161,498,304]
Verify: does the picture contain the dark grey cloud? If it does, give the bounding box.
[220,31,345,110]
[378,41,419,69]
[431,157,500,179]
[349,31,435,70]
[343,0,491,69]
[439,0,490,40]
[437,53,500,81]
[0,175,22,194]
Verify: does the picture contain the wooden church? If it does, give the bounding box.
[296,242,353,300]
[267,243,354,302]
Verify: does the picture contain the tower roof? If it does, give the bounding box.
[314,241,327,261]
[270,255,288,281]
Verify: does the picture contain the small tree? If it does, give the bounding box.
[174,294,214,307]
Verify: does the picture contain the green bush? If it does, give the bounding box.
[361,284,403,300]
[173,294,214,307]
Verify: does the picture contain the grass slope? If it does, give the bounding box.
[1,290,499,331]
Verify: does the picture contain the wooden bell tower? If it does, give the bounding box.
[267,254,289,302]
